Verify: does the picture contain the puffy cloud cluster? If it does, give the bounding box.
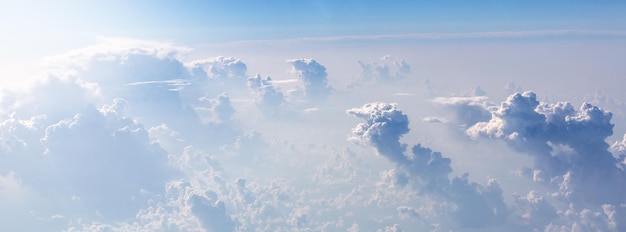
[287,59,332,99]
[0,40,252,230]
[6,38,626,232]
[187,56,250,99]
[41,101,176,219]
[67,177,236,232]
[467,91,626,230]
[348,102,508,229]
[4,40,437,231]
[0,98,179,231]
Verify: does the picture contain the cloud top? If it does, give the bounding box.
[347,102,409,162]
[288,59,332,99]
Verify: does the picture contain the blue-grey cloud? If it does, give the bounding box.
[348,102,508,229]
[347,103,409,163]
[468,91,626,230]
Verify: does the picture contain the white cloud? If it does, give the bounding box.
[40,102,176,219]
[466,91,626,230]
[357,55,410,83]
[3,34,626,231]
[348,102,508,229]
[287,58,333,99]
[189,56,247,80]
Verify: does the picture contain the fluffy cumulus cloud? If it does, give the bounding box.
[287,59,333,99]
[4,38,626,232]
[347,103,409,162]
[0,40,248,230]
[1,40,428,231]
[40,101,175,219]
[467,91,626,231]
[348,102,508,230]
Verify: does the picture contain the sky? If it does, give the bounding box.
[2,1,626,231]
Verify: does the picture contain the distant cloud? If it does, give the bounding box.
[123,79,191,89]
[357,55,410,82]
[422,116,447,123]
[189,56,247,80]
[207,30,626,47]
[393,93,416,96]
[287,59,333,99]
[247,74,285,111]
[199,92,235,122]
[431,96,491,126]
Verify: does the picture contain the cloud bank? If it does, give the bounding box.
[2,38,626,232]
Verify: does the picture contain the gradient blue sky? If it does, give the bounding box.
[3,1,626,46]
[3,0,626,83]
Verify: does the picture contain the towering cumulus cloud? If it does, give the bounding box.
[467,91,626,230]
[347,103,409,163]
[287,59,332,99]
[348,102,507,229]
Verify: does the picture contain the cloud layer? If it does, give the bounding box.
[2,38,625,232]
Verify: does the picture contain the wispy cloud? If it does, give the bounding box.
[204,29,626,47]
[124,79,191,87]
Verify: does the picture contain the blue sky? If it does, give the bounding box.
[3,1,626,44]
[2,1,626,231]
[3,0,626,81]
